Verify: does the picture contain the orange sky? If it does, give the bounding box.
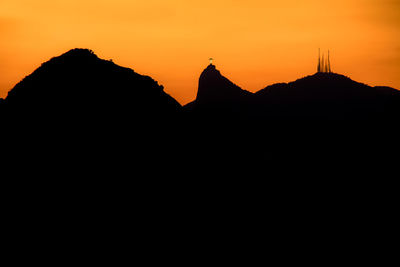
[1,0,399,104]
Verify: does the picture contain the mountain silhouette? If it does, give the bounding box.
[184,64,252,120]
[184,64,400,122]
[2,52,399,124]
[1,48,181,126]
[181,64,400,173]
[196,64,252,103]
[1,50,399,172]
[1,49,399,213]
[253,72,400,120]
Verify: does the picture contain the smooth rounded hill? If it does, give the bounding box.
[254,72,400,120]
[2,48,181,124]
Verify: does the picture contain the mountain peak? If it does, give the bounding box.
[200,64,220,78]
[35,48,102,73]
[61,48,98,59]
[204,63,217,70]
[196,64,251,104]
[3,48,181,121]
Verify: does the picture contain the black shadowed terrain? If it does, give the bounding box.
[1,49,185,177]
[184,64,252,122]
[185,64,400,122]
[1,50,399,249]
[252,72,400,121]
[2,51,399,126]
[1,50,398,257]
[1,48,181,127]
[1,50,399,177]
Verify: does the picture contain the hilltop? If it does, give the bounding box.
[2,51,399,123]
[1,48,181,125]
[0,49,399,179]
[185,66,400,121]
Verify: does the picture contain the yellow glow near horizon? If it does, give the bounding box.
[1,0,399,104]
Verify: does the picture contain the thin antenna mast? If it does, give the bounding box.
[328,50,331,73]
[318,48,321,72]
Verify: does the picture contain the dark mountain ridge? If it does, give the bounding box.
[1,49,399,188]
[1,48,181,126]
[184,64,253,120]
[1,52,399,235]
[257,72,395,101]
[252,72,400,120]
[0,49,186,179]
[196,64,252,104]
[1,50,399,123]
[185,66,400,121]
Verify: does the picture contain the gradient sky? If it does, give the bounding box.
[1,0,399,104]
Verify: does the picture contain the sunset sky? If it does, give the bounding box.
[1,0,399,104]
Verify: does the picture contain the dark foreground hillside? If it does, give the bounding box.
[186,64,400,122]
[253,72,400,121]
[1,48,181,127]
[0,49,186,179]
[1,52,398,251]
[1,51,399,180]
